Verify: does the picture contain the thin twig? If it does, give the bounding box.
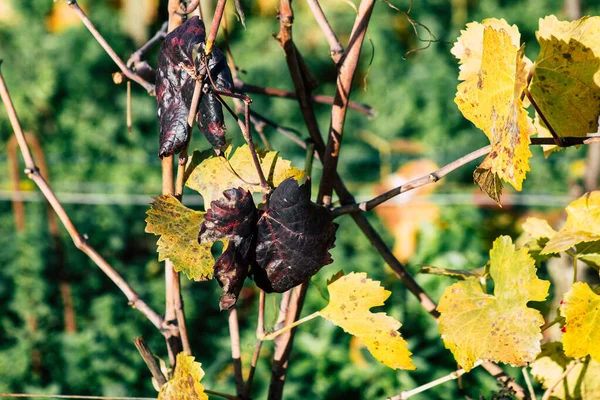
[541,360,579,400]
[331,135,600,217]
[235,80,375,117]
[126,21,168,68]
[0,395,154,400]
[306,0,344,64]
[387,360,484,400]
[0,64,168,340]
[244,290,265,397]
[317,0,376,205]
[162,0,190,368]
[260,312,320,341]
[522,367,538,400]
[67,0,155,94]
[525,88,561,146]
[228,307,244,397]
[133,337,168,387]
[205,0,227,55]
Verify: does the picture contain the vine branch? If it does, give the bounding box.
[331,136,600,217]
[67,0,155,93]
[0,63,166,336]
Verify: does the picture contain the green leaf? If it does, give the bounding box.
[185,144,304,206]
[530,16,600,155]
[145,195,216,281]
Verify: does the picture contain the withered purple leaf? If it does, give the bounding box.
[253,178,338,293]
[156,16,233,158]
[200,188,258,310]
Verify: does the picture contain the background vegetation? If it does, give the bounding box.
[1,0,599,398]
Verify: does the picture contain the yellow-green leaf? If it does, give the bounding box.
[145,195,215,281]
[319,272,415,370]
[529,16,600,155]
[455,26,534,198]
[438,236,549,371]
[530,342,600,400]
[542,192,600,254]
[185,144,304,206]
[158,353,208,400]
[560,282,600,362]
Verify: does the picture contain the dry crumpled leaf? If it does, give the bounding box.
[454,25,535,204]
[185,144,304,206]
[560,282,600,362]
[529,16,600,156]
[320,272,415,370]
[158,353,208,400]
[438,236,549,371]
[145,195,215,281]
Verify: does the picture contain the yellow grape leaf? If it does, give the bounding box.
[159,353,208,400]
[319,272,415,370]
[438,236,549,371]
[560,282,600,362]
[455,26,535,198]
[186,145,304,206]
[529,15,600,152]
[451,18,525,81]
[542,192,600,254]
[145,195,216,281]
[531,342,600,400]
[522,217,557,241]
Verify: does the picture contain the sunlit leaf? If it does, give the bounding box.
[542,192,600,254]
[145,195,215,281]
[158,353,208,400]
[319,272,414,370]
[530,342,600,400]
[454,26,534,202]
[438,236,549,371]
[529,16,600,155]
[560,282,600,362]
[451,18,525,81]
[186,144,304,206]
[253,178,338,293]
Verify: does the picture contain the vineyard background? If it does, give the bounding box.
[1,0,600,399]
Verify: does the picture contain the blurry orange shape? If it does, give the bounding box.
[349,336,369,369]
[122,0,158,45]
[46,1,84,33]
[374,159,440,263]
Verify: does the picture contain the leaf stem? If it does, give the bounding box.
[573,254,579,284]
[541,315,563,333]
[524,87,561,147]
[388,360,483,400]
[260,312,321,341]
[522,367,538,400]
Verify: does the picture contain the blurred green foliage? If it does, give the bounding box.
[1,0,599,399]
